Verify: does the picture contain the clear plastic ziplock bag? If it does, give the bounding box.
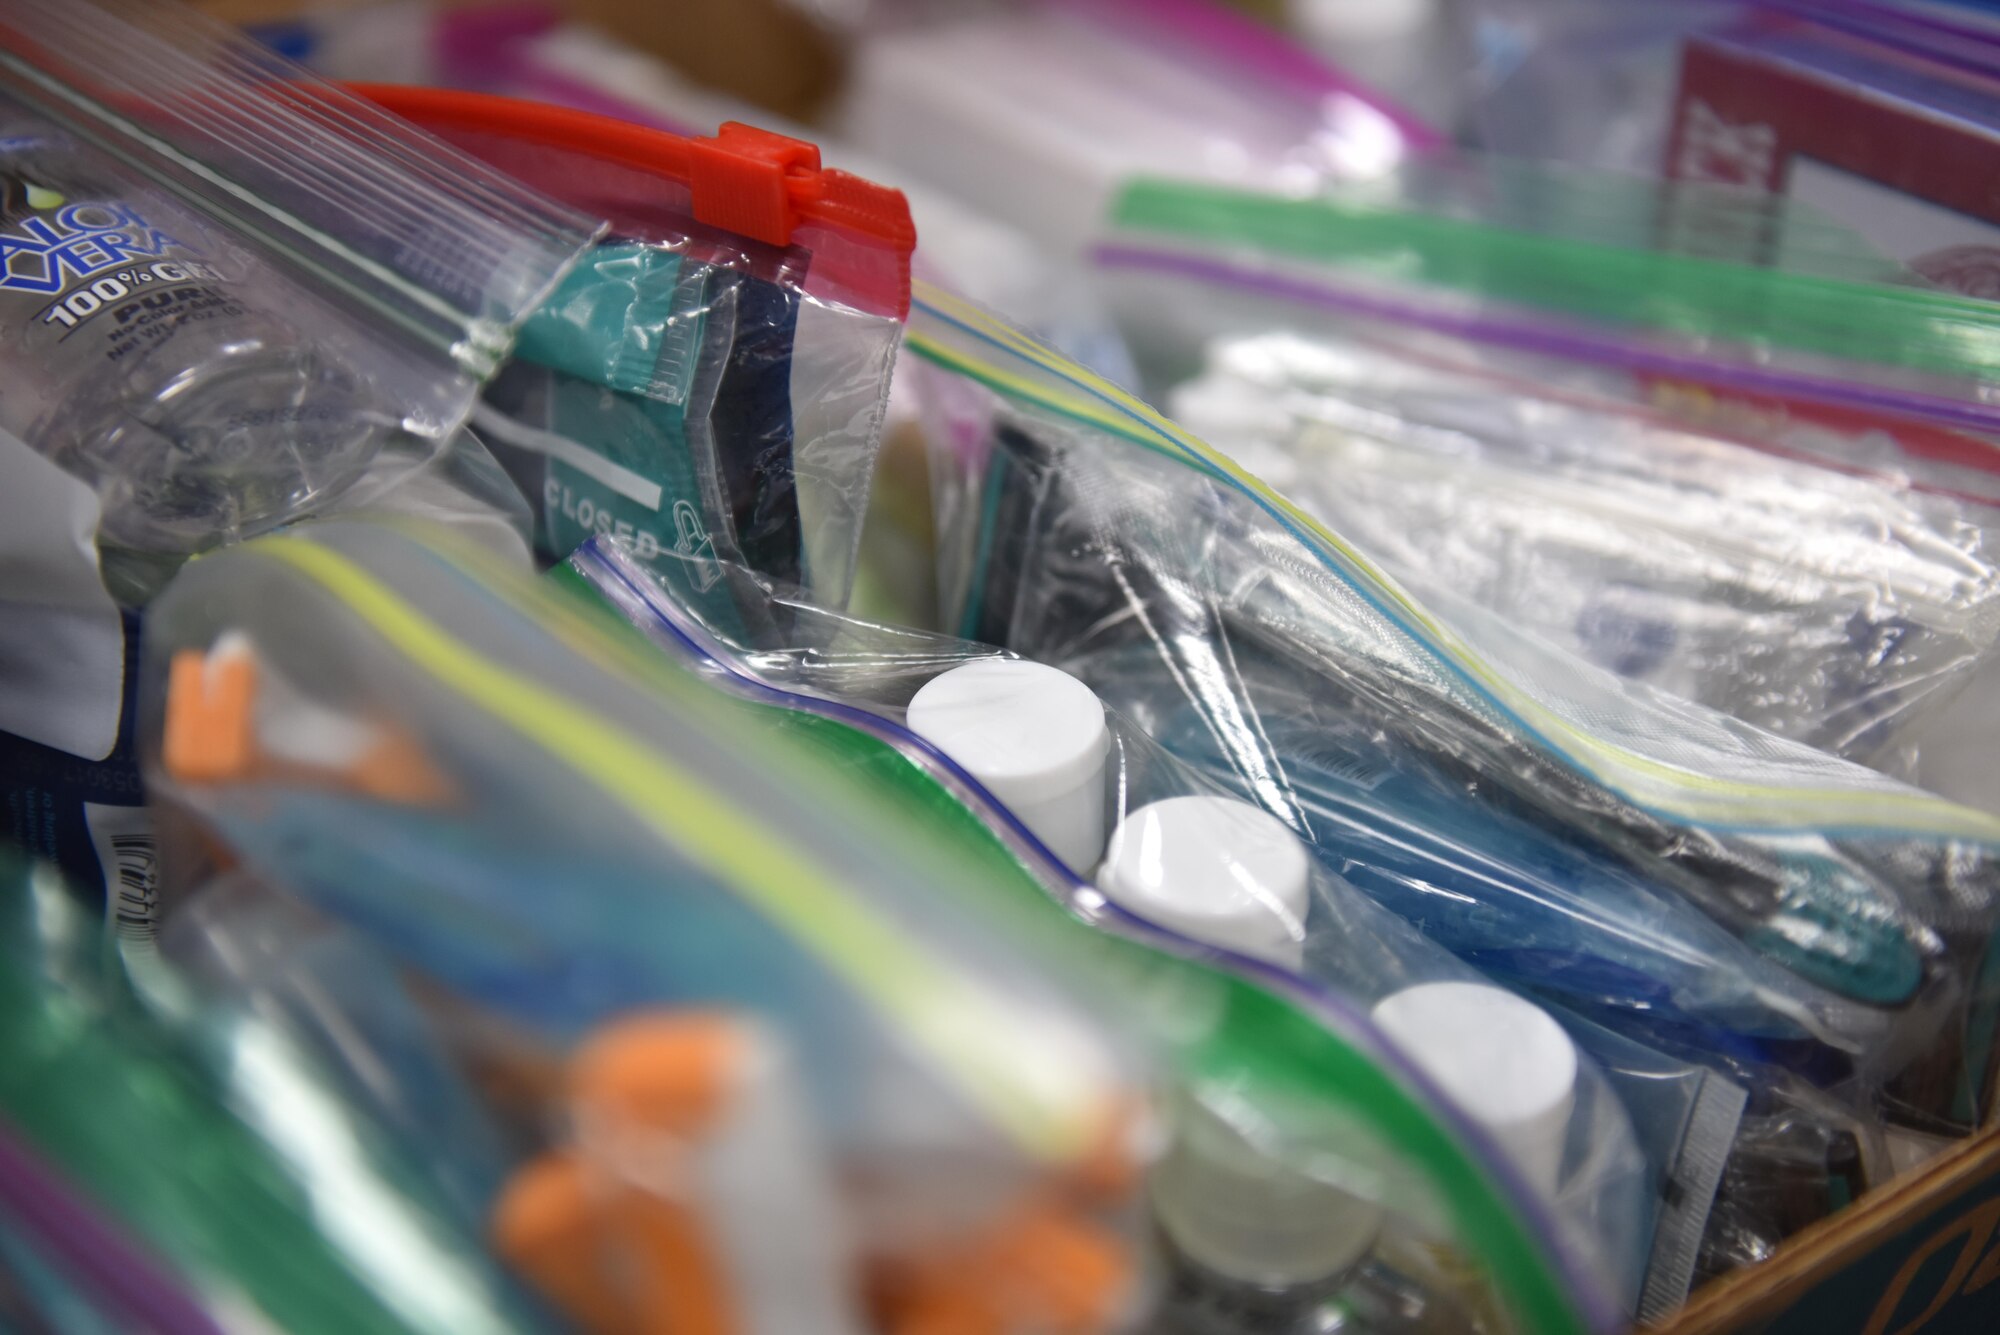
[566,535,1766,1318]
[907,280,2000,1148]
[355,83,916,615]
[1094,174,2000,788]
[0,848,549,1334]
[143,516,1611,1335]
[563,526,1910,1308]
[0,0,598,597]
[141,519,1150,1335]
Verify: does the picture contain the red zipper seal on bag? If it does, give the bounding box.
[348,83,917,318]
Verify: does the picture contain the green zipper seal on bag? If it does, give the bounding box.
[1110,178,2000,385]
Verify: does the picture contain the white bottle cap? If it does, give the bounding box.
[1152,1093,1384,1288]
[1372,982,1578,1199]
[1097,795,1310,970]
[907,659,1110,871]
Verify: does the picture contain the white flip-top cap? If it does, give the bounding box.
[1372,983,1578,1199]
[907,659,1110,871]
[1097,795,1310,970]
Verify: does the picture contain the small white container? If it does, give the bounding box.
[1372,982,1579,1199]
[1097,794,1311,971]
[907,659,1110,871]
[1153,1092,1384,1290]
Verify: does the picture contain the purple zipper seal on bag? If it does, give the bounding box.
[0,1120,225,1335]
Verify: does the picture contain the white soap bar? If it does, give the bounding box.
[907,659,1110,871]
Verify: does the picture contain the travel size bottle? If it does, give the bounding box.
[0,133,383,570]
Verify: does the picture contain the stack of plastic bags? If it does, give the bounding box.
[8,2,2000,1333]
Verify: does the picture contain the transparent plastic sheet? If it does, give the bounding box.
[345,424,537,568]
[347,10,1130,627]
[906,282,2000,1150]
[0,0,598,591]
[139,517,1609,1335]
[1554,1016,1753,1317]
[566,535,1753,1318]
[137,519,1141,1335]
[1461,0,2000,175]
[356,83,914,612]
[0,848,548,1334]
[1067,633,1920,1079]
[1094,252,2000,786]
[833,0,1442,261]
